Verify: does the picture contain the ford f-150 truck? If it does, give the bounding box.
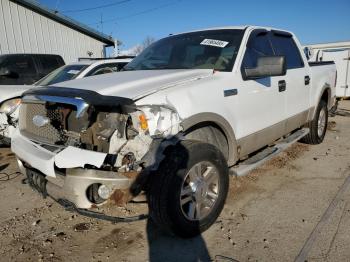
[11,26,336,238]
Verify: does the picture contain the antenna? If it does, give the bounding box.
[100,13,104,33]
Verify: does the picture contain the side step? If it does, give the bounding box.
[230,128,309,177]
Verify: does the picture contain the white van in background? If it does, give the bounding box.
[306,41,350,104]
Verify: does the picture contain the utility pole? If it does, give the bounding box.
[100,14,103,33]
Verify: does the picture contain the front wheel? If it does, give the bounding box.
[301,100,328,144]
[147,140,229,238]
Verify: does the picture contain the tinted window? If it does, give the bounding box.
[39,56,61,75]
[4,55,36,75]
[124,29,244,72]
[241,31,274,69]
[270,35,304,69]
[35,64,87,86]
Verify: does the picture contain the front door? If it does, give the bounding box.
[236,30,287,155]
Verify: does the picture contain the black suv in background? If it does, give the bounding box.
[0,54,65,85]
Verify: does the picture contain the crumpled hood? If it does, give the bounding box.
[0,85,35,102]
[52,69,213,100]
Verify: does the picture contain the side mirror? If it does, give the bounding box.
[0,68,19,78]
[243,56,286,80]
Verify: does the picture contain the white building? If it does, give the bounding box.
[0,0,114,63]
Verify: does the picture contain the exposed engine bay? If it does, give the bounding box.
[18,87,182,174]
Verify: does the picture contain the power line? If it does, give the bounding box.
[89,0,181,25]
[60,0,131,13]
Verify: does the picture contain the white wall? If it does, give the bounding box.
[0,0,106,63]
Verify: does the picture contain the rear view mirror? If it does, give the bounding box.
[243,56,286,80]
[0,68,19,79]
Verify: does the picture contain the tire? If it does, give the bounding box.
[301,100,328,144]
[0,136,11,147]
[147,140,229,238]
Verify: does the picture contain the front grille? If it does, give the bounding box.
[20,103,63,144]
[19,102,83,145]
[19,99,129,153]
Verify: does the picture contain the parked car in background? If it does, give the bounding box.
[35,56,134,86]
[0,56,133,144]
[0,54,65,85]
[11,26,336,238]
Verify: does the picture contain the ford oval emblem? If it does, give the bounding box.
[32,115,50,127]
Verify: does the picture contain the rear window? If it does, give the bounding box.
[35,64,88,86]
[39,56,62,75]
[3,55,36,75]
[270,35,304,69]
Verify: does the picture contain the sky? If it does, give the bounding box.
[38,0,350,52]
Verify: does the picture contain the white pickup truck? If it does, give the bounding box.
[11,26,336,238]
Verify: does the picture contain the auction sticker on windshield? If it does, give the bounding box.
[67,70,80,75]
[200,39,229,48]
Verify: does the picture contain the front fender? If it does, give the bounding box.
[180,112,238,166]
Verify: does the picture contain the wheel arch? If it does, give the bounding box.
[180,113,238,166]
[309,85,333,121]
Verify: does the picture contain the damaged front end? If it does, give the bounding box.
[0,98,21,144]
[12,87,182,210]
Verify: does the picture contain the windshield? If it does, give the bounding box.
[35,64,88,86]
[124,29,244,72]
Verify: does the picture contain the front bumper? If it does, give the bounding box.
[12,130,138,209]
[11,129,107,177]
[17,158,136,209]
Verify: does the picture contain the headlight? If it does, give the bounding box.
[0,98,21,115]
[135,105,182,137]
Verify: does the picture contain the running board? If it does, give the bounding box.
[230,128,309,177]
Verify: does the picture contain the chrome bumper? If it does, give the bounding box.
[17,158,135,209]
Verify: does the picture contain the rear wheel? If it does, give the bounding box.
[301,100,328,144]
[147,140,229,238]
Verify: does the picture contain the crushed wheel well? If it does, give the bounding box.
[183,122,229,161]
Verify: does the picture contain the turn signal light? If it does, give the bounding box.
[139,114,149,131]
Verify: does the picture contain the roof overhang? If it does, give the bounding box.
[10,0,115,47]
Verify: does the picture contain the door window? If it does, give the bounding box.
[270,35,304,69]
[241,31,274,69]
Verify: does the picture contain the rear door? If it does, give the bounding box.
[270,32,309,132]
[321,49,350,97]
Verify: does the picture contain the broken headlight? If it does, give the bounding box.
[134,105,182,137]
[0,98,21,115]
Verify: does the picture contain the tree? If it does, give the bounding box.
[119,36,156,56]
[142,36,156,49]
